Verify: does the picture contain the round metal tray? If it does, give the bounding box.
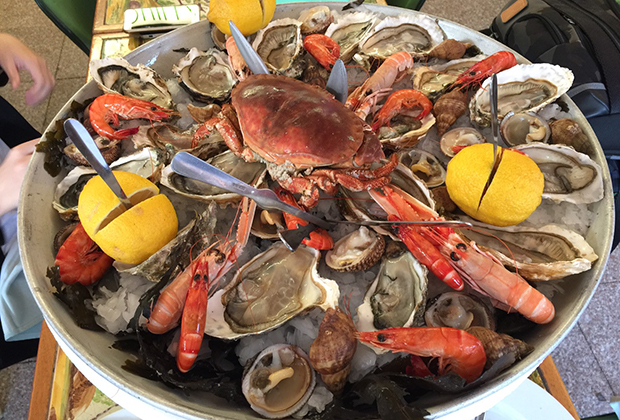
[19,3,614,419]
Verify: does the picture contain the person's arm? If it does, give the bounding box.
[0,34,54,106]
[0,139,38,217]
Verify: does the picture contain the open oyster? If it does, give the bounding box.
[90,57,172,108]
[376,113,436,149]
[325,11,378,62]
[412,56,486,101]
[242,344,316,419]
[253,18,304,78]
[469,63,574,126]
[298,6,333,35]
[205,244,339,339]
[515,143,604,204]
[173,47,237,102]
[325,226,385,272]
[357,242,428,340]
[458,217,598,280]
[425,292,495,330]
[358,15,445,59]
[160,150,266,204]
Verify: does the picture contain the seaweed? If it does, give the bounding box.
[48,266,102,331]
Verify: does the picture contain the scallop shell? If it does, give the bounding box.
[469,63,574,126]
[358,14,446,59]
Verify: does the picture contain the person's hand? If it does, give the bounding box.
[0,34,55,106]
[0,139,38,217]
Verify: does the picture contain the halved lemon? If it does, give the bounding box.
[78,171,178,264]
[207,0,276,36]
[445,143,544,226]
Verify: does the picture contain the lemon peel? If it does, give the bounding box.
[207,0,276,36]
[445,143,544,226]
[78,171,178,265]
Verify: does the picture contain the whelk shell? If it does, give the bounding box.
[466,326,533,370]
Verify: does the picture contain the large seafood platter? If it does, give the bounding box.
[20,2,614,420]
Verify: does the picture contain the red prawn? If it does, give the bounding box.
[304,34,341,70]
[371,89,433,132]
[54,223,113,286]
[454,51,517,89]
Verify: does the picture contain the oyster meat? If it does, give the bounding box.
[377,113,436,149]
[242,344,316,419]
[515,143,604,204]
[458,217,598,280]
[253,18,304,78]
[173,47,237,102]
[205,243,339,339]
[90,57,172,108]
[470,63,574,126]
[325,226,385,272]
[325,11,378,62]
[358,15,445,59]
[357,242,428,340]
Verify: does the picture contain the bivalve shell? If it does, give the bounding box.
[325,226,385,272]
[325,11,378,62]
[252,18,304,78]
[469,63,574,126]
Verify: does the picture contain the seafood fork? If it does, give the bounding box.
[478,74,504,210]
[171,152,472,250]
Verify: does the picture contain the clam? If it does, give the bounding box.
[358,15,445,59]
[456,218,598,281]
[515,143,604,204]
[325,226,385,272]
[357,242,428,342]
[253,18,304,78]
[425,292,495,330]
[500,111,551,146]
[397,149,446,188]
[89,57,173,108]
[160,150,266,204]
[325,11,378,62]
[440,127,485,157]
[172,47,237,102]
[205,243,339,339]
[469,63,574,126]
[242,344,316,419]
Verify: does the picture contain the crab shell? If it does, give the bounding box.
[231,74,384,169]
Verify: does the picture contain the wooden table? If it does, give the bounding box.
[27,322,580,420]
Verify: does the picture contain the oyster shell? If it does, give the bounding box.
[457,218,598,280]
[357,242,428,340]
[253,18,304,78]
[242,344,316,419]
[325,226,385,272]
[440,127,485,157]
[358,15,445,59]
[172,47,237,102]
[500,111,551,146]
[515,143,604,204]
[52,148,165,219]
[89,57,172,108]
[398,149,446,188]
[298,6,333,35]
[425,292,495,330]
[325,11,378,62]
[470,63,574,126]
[412,56,485,101]
[377,113,436,149]
[205,243,339,339]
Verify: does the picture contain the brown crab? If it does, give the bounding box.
[193,74,396,207]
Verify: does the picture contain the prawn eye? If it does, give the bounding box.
[376,333,386,343]
[456,243,467,251]
[450,251,460,261]
[150,106,157,111]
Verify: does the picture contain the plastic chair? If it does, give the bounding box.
[34,0,97,54]
[385,0,426,10]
